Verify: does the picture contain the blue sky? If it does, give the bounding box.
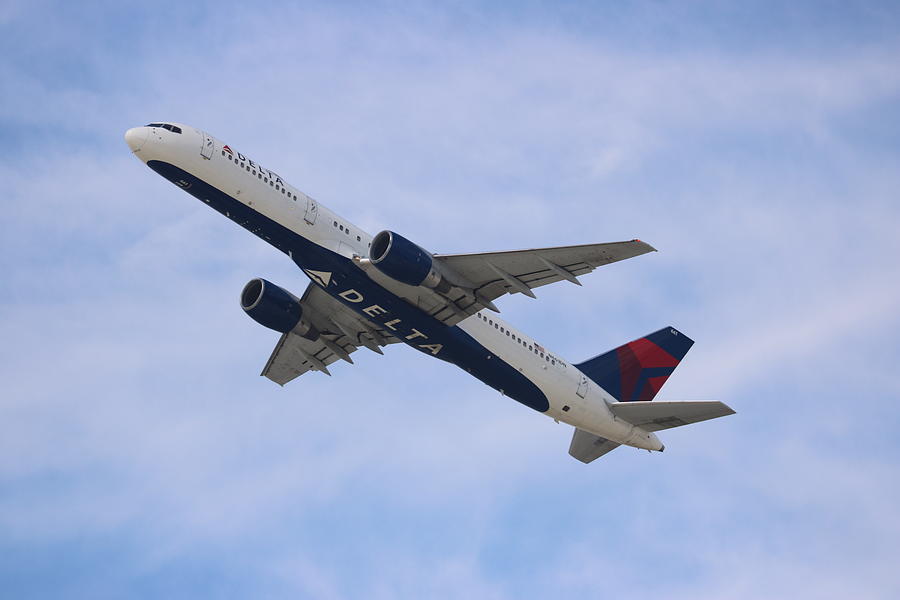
[2,1,899,598]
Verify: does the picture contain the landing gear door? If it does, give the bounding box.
[576,374,589,399]
[304,194,318,225]
[200,131,214,159]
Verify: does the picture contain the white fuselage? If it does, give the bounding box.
[125,122,662,451]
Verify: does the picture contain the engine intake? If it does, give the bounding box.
[240,278,315,337]
[370,230,446,290]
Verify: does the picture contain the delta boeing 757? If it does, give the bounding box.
[125,122,734,463]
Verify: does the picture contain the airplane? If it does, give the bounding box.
[124,122,734,463]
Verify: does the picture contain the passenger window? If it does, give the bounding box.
[357,235,361,242]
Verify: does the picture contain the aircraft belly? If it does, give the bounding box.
[145,160,550,413]
[319,263,551,412]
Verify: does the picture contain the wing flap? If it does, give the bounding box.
[262,332,345,384]
[608,401,735,432]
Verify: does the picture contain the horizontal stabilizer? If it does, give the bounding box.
[568,428,621,463]
[608,401,735,432]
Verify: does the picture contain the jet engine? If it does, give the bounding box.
[240,278,316,337]
[369,230,452,292]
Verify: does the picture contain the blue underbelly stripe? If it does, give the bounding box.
[146,160,550,413]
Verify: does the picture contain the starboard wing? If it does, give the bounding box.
[359,239,655,328]
[435,239,655,308]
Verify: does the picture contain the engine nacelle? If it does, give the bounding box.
[369,230,446,290]
[240,278,316,337]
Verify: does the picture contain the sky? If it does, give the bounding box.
[2,1,900,598]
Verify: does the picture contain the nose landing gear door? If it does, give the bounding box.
[200,131,214,159]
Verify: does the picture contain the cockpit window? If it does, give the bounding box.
[145,123,182,134]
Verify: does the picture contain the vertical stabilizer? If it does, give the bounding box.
[574,327,693,402]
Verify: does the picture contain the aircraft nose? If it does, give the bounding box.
[124,127,148,152]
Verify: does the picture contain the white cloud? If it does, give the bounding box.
[2,2,900,598]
